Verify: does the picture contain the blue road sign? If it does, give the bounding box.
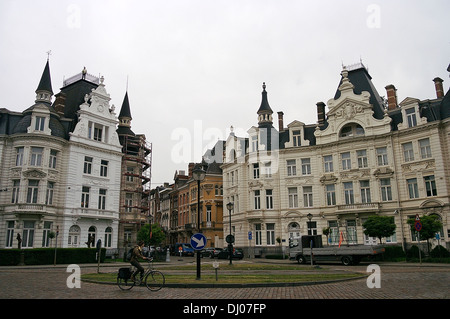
[248,231,252,240]
[190,233,207,250]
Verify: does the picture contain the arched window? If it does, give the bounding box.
[104,227,112,248]
[68,225,81,247]
[87,226,96,248]
[339,123,365,138]
[288,222,301,239]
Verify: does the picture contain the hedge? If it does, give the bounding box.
[0,248,106,266]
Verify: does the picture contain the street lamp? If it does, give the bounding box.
[226,202,234,265]
[192,166,206,280]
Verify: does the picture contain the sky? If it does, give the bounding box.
[1,0,449,188]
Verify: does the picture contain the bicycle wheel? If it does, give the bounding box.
[145,270,165,291]
[117,276,135,290]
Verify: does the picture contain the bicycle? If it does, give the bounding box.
[117,257,165,291]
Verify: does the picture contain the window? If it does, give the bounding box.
[253,163,260,179]
[84,157,93,174]
[254,190,261,209]
[407,178,419,199]
[324,155,333,172]
[346,220,357,244]
[255,224,262,246]
[81,186,90,208]
[357,150,368,168]
[340,123,365,138]
[46,182,54,205]
[287,159,296,176]
[68,225,80,247]
[292,130,301,147]
[98,189,107,210]
[100,160,108,177]
[104,227,112,248]
[341,152,351,170]
[266,223,275,245]
[343,182,354,204]
[266,189,273,209]
[22,221,35,248]
[328,221,339,245]
[380,178,392,201]
[125,193,133,212]
[26,180,39,203]
[251,135,258,152]
[126,167,134,181]
[419,138,432,159]
[360,180,371,203]
[42,221,52,248]
[405,107,417,127]
[402,142,414,162]
[288,187,298,208]
[326,184,336,206]
[303,186,313,207]
[301,158,311,175]
[376,147,388,166]
[94,126,103,141]
[15,147,24,166]
[49,149,57,169]
[11,180,20,203]
[263,162,272,178]
[424,175,437,197]
[35,116,45,131]
[6,221,15,248]
[30,147,43,166]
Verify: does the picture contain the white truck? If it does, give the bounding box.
[289,235,385,266]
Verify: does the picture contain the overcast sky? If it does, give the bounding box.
[1,0,449,188]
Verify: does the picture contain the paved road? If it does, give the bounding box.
[0,258,448,300]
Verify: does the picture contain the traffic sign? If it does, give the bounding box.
[190,233,207,250]
[226,234,235,244]
[415,214,422,232]
[248,231,252,240]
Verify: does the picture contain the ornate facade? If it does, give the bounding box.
[223,63,450,256]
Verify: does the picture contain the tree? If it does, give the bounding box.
[362,216,396,244]
[407,214,442,254]
[137,224,165,246]
[322,227,330,246]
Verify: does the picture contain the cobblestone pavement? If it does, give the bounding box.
[0,260,449,300]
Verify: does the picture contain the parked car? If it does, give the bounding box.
[200,247,215,258]
[218,248,244,260]
[210,248,224,258]
[174,243,195,257]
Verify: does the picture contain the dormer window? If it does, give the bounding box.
[292,130,301,146]
[339,123,365,138]
[35,116,46,131]
[405,107,417,127]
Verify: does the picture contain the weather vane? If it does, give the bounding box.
[46,50,52,61]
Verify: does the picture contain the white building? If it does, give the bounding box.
[222,64,449,256]
[0,60,122,249]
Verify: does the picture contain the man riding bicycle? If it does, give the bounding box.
[130,240,149,282]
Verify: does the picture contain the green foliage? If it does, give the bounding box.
[430,245,450,258]
[407,215,443,241]
[362,216,396,244]
[137,223,165,246]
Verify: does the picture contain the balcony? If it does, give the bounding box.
[337,202,380,212]
[72,208,119,220]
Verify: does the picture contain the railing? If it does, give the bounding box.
[337,202,380,211]
[72,208,119,220]
[63,72,99,86]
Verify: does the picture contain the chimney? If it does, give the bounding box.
[188,162,195,177]
[277,111,284,131]
[53,92,66,115]
[433,77,444,98]
[316,102,326,126]
[385,84,398,110]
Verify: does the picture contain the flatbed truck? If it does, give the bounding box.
[289,235,385,266]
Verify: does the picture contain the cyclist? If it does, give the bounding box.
[130,240,148,282]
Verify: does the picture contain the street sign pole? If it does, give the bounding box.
[415,214,422,265]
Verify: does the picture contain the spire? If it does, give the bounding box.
[116,91,135,138]
[35,59,53,104]
[257,82,273,127]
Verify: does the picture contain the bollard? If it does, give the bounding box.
[213,261,219,281]
[166,248,171,262]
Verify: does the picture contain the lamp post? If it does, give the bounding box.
[192,166,206,280]
[306,213,313,267]
[226,202,234,265]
